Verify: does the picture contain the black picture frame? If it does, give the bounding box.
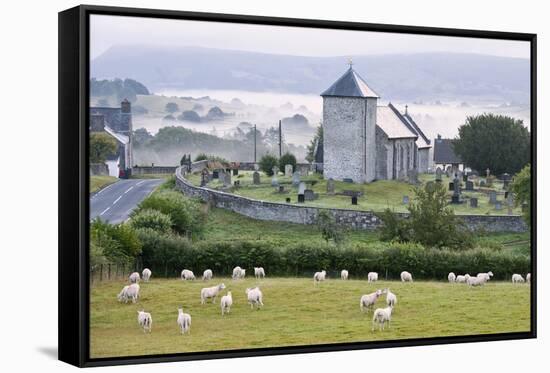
[59,4,537,368]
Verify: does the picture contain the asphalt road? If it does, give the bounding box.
[90,179,164,224]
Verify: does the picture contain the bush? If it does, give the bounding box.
[90,219,142,265]
[279,152,297,173]
[316,210,344,244]
[259,154,279,176]
[129,209,173,234]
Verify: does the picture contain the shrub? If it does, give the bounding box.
[259,154,279,176]
[511,164,531,227]
[90,219,142,264]
[129,209,173,234]
[278,152,297,173]
[316,210,344,244]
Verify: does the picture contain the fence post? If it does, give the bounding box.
[99,264,103,282]
[108,263,111,280]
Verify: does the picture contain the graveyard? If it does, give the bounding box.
[185,168,522,216]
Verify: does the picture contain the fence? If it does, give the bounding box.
[90,262,139,284]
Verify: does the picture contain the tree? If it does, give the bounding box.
[453,114,530,175]
[316,210,344,244]
[306,125,323,163]
[511,164,531,227]
[279,152,297,173]
[259,154,279,176]
[132,128,152,147]
[89,132,117,163]
[165,102,180,113]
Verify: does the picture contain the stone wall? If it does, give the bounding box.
[90,163,109,176]
[175,166,527,233]
[132,166,178,175]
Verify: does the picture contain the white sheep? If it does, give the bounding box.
[477,271,494,282]
[232,266,243,280]
[246,287,264,309]
[118,283,140,303]
[202,269,213,281]
[177,308,191,334]
[240,269,246,278]
[201,283,226,304]
[368,272,378,282]
[384,288,397,307]
[360,289,383,313]
[313,270,327,286]
[181,269,196,280]
[400,271,413,282]
[456,274,470,283]
[526,273,531,283]
[512,274,525,283]
[142,268,152,282]
[467,276,486,287]
[117,285,130,302]
[137,310,152,333]
[254,267,265,279]
[220,291,233,316]
[341,270,349,280]
[372,306,393,331]
[129,272,140,283]
[448,272,456,283]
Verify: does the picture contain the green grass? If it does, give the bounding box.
[90,175,118,193]
[90,277,530,358]
[188,171,520,216]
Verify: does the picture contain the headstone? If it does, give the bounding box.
[463,174,468,182]
[495,201,502,210]
[507,193,515,207]
[326,178,335,194]
[271,175,279,187]
[470,197,478,208]
[435,167,443,181]
[479,180,486,187]
[503,180,510,190]
[488,191,497,204]
[285,197,291,203]
[232,169,239,176]
[351,196,358,205]
[343,178,353,183]
[451,176,461,204]
[212,170,219,179]
[285,164,293,177]
[272,166,279,176]
[465,181,474,191]
[253,171,261,185]
[234,180,240,187]
[223,172,231,187]
[292,171,301,187]
[446,166,453,178]
[278,185,285,193]
[254,163,260,171]
[408,169,418,184]
[486,168,491,178]
[449,182,454,191]
[298,194,305,203]
[402,195,410,204]
[298,182,306,195]
[304,189,315,201]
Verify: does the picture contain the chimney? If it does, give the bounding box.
[90,114,105,132]
[405,105,408,115]
[121,98,131,113]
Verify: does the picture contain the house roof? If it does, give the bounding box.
[376,106,418,140]
[104,125,129,145]
[401,112,431,149]
[321,67,379,98]
[433,137,463,164]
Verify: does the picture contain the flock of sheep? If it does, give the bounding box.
[115,266,531,334]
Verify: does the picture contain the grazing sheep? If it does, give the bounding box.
[360,289,383,314]
[202,269,213,281]
[240,269,246,279]
[372,306,393,331]
[383,288,397,307]
[400,271,413,282]
[177,308,191,334]
[254,267,265,279]
[129,272,140,284]
[448,272,456,283]
[232,266,243,280]
[477,271,494,282]
[467,276,486,287]
[368,272,378,282]
[181,269,196,281]
[526,273,531,283]
[137,310,152,333]
[142,268,152,282]
[512,274,525,283]
[313,270,327,286]
[220,291,233,316]
[455,275,466,283]
[201,283,226,304]
[117,285,130,302]
[246,287,264,309]
[341,270,349,280]
[118,283,140,303]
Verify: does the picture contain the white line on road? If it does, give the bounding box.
[100,207,111,216]
[124,186,134,194]
[113,195,123,205]
[136,180,146,186]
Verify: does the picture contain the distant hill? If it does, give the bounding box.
[92,45,530,103]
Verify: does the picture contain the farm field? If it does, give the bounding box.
[186,171,520,216]
[90,277,530,358]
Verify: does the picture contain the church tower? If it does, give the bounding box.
[321,63,379,183]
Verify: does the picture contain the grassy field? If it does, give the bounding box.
[90,277,530,358]
[90,175,118,193]
[187,171,520,216]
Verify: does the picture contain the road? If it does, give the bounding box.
[90,179,164,224]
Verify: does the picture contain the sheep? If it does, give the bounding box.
[526,273,531,283]
[254,267,265,279]
[456,274,470,283]
[246,287,264,309]
[137,310,152,333]
[181,269,196,281]
[142,268,152,282]
[313,270,327,286]
[360,289,383,314]
[232,266,243,280]
[512,274,525,283]
[202,269,213,281]
[477,271,494,282]
[220,291,233,316]
[125,283,140,303]
[467,276,486,287]
[367,272,378,282]
[341,270,349,280]
[448,272,456,283]
[372,306,393,331]
[383,288,397,307]
[400,271,413,282]
[129,272,140,284]
[201,283,226,304]
[117,285,130,302]
[177,308,191,334]
[240,269,246,279]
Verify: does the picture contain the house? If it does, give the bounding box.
[433,134,464,172]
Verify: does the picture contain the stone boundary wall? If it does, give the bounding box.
[90,163,109,176]
[132,166,178,175]
[237,162,312,173]
[174,166,527,233]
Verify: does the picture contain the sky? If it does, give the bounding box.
[90,14,530,60]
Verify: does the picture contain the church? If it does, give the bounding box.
[320,64,431,183]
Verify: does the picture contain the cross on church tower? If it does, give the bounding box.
[348,57,353,68]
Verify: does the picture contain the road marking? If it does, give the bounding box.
[100,207,111,216]
[113,195,123,205]
[136,180,146,186]
[124,186,134,194]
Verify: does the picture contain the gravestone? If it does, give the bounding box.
[503,179,510,190]
[351,196,358,205]
[449,182,454,191]
[486,168,491,178]
[232,169,239,176]
[479,180,486,187]
[465,181,474,191]
[304,189,315,201]
[298,194,305,203]
[488,191,497,204]
[223,172,231,187]
[507,193,515,207]
[285,164,293,177]
[446,166,453,178]
[435,167,443,181]
[326,178,335,194]
[463,174,468,182]
[278,185,285,193]
[292,171,301,187]
[408,169,419,184]
[470,197,478,208]
[402,195,410,204]
[298,182,306,195]
[212,170,219,179]
[254,163,260,171]
[495,201,502,210]
[272,166,279,176]
[252,171,261,185]
[271,175,279,187]
[234,180,240,187]
[343,178,353,183]
[451,176,461,204]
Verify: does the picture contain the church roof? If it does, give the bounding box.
[376,106,418,140]
[321,67,379,98]
[433,136,463,164]
[402,114,431,149]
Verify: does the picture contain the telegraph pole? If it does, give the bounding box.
[253,124,257,163]
[278,119,282,158]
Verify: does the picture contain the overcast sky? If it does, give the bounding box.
[90,14,530,60]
